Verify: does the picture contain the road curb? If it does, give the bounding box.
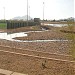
[0,69,28,75]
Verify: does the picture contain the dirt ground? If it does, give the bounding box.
[0,25,75,75]
[14,29,67,41]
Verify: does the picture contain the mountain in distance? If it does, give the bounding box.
[12,15,33,21]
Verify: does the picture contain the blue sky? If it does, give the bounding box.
[0,0,74,20]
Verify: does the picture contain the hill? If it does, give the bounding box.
[12,15,33,21]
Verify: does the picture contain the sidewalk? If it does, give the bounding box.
[0,69,28,75]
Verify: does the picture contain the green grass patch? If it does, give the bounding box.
[60,20,75,59]
[65,21,75,59]
[69,42,75,59]
[0,23,7,29]
[66,33,75,40]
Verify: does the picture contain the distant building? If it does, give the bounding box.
[34,18,40,22]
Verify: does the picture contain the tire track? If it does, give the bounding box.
[0,45,73,61]
[0,49,75,63]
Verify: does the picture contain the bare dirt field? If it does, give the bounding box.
[0,25,75,75]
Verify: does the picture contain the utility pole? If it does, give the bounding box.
[29,6,30,21]
[27,0,28,26]
[43,2,44,25]
[3,7,5,20]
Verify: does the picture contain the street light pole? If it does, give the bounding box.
[3,7,5,20]
[43,2,44,25]
[27,0,28,26]
[29,6,30,21]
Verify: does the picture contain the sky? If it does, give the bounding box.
[0,0,74,20]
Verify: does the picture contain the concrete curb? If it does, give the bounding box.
[0,69,28,75]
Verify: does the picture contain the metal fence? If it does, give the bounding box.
[7,21,40,29]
